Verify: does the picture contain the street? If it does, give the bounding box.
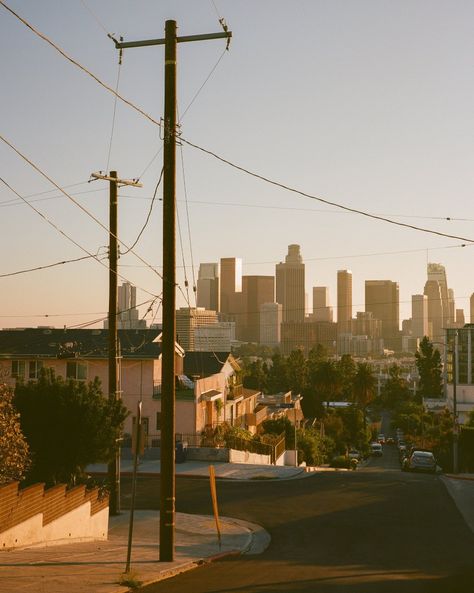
[123,447,474,593]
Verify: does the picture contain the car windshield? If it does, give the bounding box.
[413,452,434,460]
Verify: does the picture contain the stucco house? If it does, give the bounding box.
[0,327,184,443]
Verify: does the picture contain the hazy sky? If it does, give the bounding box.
[1,0,474,329]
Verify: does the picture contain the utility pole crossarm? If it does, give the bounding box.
[115,31,231,49]
[91,172,143,187]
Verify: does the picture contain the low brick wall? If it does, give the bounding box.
[0,482,109,550]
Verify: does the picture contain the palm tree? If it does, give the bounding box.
[313,360,343,409]
[352,362,376,432]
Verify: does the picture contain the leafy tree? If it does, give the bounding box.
[242,359,268,391]
[307,344,328,366]
[0,385,31,485]
[286,349,307,395]
[352,362,376,431]
[14,369,128,486]
[338,406,371,454]
[261,416,294,447]
[296,428,327,466]
[266,353,289,394]
[380,364,411,410]
[415,337,443,397]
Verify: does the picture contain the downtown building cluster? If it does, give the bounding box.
[177,246,474,357]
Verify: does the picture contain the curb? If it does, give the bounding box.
[445,474,474,482]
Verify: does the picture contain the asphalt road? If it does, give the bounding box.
[126,448,474,593]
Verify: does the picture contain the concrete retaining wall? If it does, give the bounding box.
[0,482,108,550]
[229,450,271,465]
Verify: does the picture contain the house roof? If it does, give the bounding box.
[242,387,261,400]
[0,328,167,359]
[183,351,232,378]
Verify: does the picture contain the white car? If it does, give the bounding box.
[370,442,383,457]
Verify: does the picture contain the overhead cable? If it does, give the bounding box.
[0,254,97,278]
[179,137,474,244]
[0,176,159,299]
[0,1,162,128]
[0,133,163,281]
[4,0,474,244]
[121,167,164,255]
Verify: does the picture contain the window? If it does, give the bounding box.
[11,360,25,379]
[66,361,87,381]
[28,361,43,380]
[156,412,161,430]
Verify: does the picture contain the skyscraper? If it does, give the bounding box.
[412,294,428,339]
[337,270,352,334]
[365,280,400,349]
[427,263,452,326]
[176,307,218,351]
[104,282,146,329]
[219,257,242,315]
[260,302,282,347]
[197,263,219,311]
[240,275,275,342]
[424,280,444,343]
[313,286,333,322]
[276,244,305,322]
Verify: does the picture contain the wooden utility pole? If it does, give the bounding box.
[115,20,231,562]
[90,171,142,515]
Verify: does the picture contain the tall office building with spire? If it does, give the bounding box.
[276,244,305,322]
[337,270,352,334]
[427,263,452,327]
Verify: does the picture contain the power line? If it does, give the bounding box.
[0,133,163,281]
[179,47,227,121]
[0,186,105,208]
[117,241,473,269]
[105,46,123,174]
[0,254,98,279]
[0,1,162,128]
[5,0,474,245]
[137,46,227,180]
[66,296,159,329]
[0,176,159,299]
[121,167,164,255]
[179,137,474,245]
[79,0,110,36]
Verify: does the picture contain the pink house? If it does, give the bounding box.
[0,327,184,444]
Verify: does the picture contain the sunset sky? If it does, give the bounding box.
[1,0,474,328]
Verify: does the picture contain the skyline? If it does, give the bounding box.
[2,1,474,329]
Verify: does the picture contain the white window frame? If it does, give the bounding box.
[11,360,26,379]
[66,361,88,381]
[28,361,43,380]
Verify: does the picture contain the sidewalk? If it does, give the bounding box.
[0,510,270,593]
[441,474,474,536]
[87,458,308,481]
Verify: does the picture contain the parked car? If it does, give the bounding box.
[348,449,361,461]
[377,434,385,444]
[370,442,383,457]
[402,450,437,473]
